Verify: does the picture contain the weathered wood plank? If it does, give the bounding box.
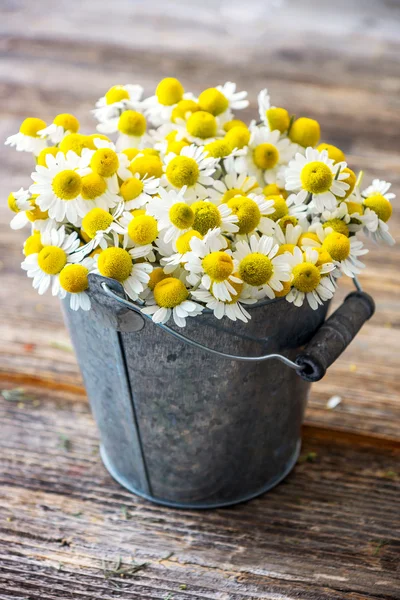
[0,388,399,599]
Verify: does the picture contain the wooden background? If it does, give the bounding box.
[0,1,399,598]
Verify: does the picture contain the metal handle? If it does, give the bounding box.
[101,282,303,371]
[101,280,374,380]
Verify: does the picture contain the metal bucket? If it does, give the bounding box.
[62,274,374,509]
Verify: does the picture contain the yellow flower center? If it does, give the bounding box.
[274,280,292,298]
[202,251,234,282]
[289,117,320,147]
[316,143,345,163]
[38,246,67,275]
[120,177,144,202]
[239,253,273,286]
[105,85,130,105]
[59,133,95,155]
[266,107,290,133]
[156,77,184,106]
[204,140,231,158]
[128,214,158,245]
[26,202,48,222]
[82,208,113,239]
[224,126,251,150]
[98,247,132,282]
[23,233,43,256]
[37,146,59,167]
[19,117,47,137]
[341,168,356,199]
[322,232,351,261]
[52,170,82,200]
[198,88,229,116]
[81,173,108,200]
[323,218,349,236]
[312,246,332,267]
[276,243,296,255]
[269,195,289,221]
[118,111,147,136]
[130,155,163,179]
[364,194,392,223]
[346,201,363,215]
[175,230,203,254]
[300,161,333,194]
[167,139,189,154]
[263,183,286,198]
[59,264,89,293]
[53,113,80,133]
[225,275,244,304]
[123,148,140,161]
[253,143,279,170]
[186,111,217,139]
[279,215,298,231]
[154,277,188,308]
[192,201,222,235]
[8,193,19,213]
[169,203,195,229]
[171,99,200,122]
[166,156,199,188]
[226,196,260,234]
[221,188,244,203]
[148,267,169,291]
[90,148,119,178]
[223,119,247,132]
[292,262,321,292]
[298,232,319,246]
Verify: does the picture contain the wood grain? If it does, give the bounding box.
[0,0,400,597]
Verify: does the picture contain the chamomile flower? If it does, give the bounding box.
[272,222,304,253]
[192,285,257,323]
[209,171,261,205]
[21,226,80,296]
[84,141,131,194]
[233,234,291,299]
[146,186,195,244]
[29,151,90,225]
[258,89,290,134]
[235,127,296,185]
[363,179,396,202]
[120,174,160,210]
[97,110,149,150]
[118,211,159,260]
[38,114,80,144]
[72,205,125,262]
[225,193,275,236]
[285,246,336,310]
[8,188,32,229]
[216,82,249,112]
[6,118,47,155]
[184,228,241,301]
[360,179,395,245]
[95,246,152,301]
[93,84,144,122]
[285,148,349,212]
[162,144,218,201]
[161,230,204,274]
[302,223,368,278]
[141,277,203,327]
[173,110,224,145]
[58,257,94,311]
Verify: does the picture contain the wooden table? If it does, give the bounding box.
[1,2,399,598]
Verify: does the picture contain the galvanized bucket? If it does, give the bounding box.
[62,274,374,509]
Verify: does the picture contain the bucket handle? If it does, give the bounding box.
[101,281,374,382]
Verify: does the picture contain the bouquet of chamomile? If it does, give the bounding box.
[6,78,395,326]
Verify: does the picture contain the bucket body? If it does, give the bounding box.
[62,276,329,508]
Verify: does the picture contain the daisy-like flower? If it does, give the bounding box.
[285,148,349,212]
[192,284,257,323]
[360,179,395,245]
[162,144,218,202]
[120,174,160,210]
[285,246,336,310]
[71,204,125,262]
[184,228,241,301]
[233,234,291,299]
[142,77,188,127]
[209,170,261,205]
[117,210,159,260]
[94,246,152,301]
[235,126,296,185]
[141,277,203,327]
[225,193,275,236]
[172,110,225,145]
[363,179,396,202]
[6,118,47,155]
[82,139,131,194]
[147,186,195,244]
[302,223,368,278]
[97,109,149,150]
[93,84,144,122]
[38,113,80,144]
[8,188,33,229]
[21,226,80,296]
[58,256,94,311]
[272,222,305,254]
[161,229,204,274]
[29,151,91,225]
[257,89,291,134]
